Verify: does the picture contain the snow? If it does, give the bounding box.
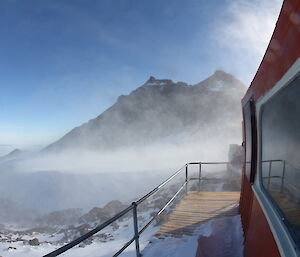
[0,209,160,257]
[0,225,159,257]
[0,212,240,257]
[142,215,243,257]
[0,205,243,257]
[196,215,243,257]
[142,236,199,257]
[142,218,213,257]
[146,81,167,86]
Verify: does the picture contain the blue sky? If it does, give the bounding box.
[0,0,282,150]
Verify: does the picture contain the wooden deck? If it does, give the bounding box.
[156,191,240,236]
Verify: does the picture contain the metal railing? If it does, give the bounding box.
[44,161,232,257]
[262,159,300,194]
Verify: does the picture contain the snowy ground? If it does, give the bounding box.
[0,214,243,257]
[0,213,159,257]
[0,165,243,257]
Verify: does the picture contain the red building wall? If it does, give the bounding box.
[240,0,300,256]
[244,196,281,257]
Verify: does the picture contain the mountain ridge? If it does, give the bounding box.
[45,70,246,152]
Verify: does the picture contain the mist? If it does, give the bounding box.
[0,120,241,213]
[17,128,240,174]
[0,74,244,220]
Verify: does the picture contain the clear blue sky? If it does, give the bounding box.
[0,0,282,149]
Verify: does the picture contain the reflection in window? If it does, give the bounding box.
[261,74,300,244]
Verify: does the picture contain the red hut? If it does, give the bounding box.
[240,0,300,256]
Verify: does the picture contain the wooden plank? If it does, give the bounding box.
[168,212,238,218]
[156,191,240,237]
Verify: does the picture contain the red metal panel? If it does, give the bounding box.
[239,176,253,234]
[244,195,281,257]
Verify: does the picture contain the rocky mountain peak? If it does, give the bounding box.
[194,70,245,92]
[211,70,241,83]
[143,76,173,87]
[148,76,156,83]
[214,69,229,77]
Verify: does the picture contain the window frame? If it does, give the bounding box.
[243,98,257,183]
[253,57,300,257]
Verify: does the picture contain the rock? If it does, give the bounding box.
[111,222,119,230]
[79,207,110,224]
[103,200,127,213]
[36,208,83,226]
[28,238,40,246]
[79,200,127,224]
[76,224,92,236]
[7,246,17,250]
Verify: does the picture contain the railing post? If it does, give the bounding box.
[268,161,272,189]
[280,161,286,193]
[199,162,202,191]
[132,202,141,257]
[185,164,188,194]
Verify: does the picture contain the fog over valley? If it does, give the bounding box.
[0,70,245,219]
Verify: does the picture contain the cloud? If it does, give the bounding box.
[211,0,283,84]
[217,0,283,57]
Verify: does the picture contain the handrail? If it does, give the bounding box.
[262,159,300,171]
[136,164,187,205]
[262,159,300,195]
[189,161,229,165]
[43,161,231,257]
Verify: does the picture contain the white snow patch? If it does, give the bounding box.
[142,219,214,257]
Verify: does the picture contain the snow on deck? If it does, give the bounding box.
[142,215,243,257]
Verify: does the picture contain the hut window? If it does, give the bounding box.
[261,73,300,244]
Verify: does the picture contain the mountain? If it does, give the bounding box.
[0,148,24,163]
[45,70,246,152]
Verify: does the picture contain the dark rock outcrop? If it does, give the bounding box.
[79,200,127,224]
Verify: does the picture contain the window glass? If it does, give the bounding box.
[261,74,300,244]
